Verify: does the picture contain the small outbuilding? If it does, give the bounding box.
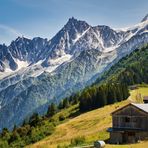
[129,85,138,90]
[108,103,148,144]
[143,96,148,103]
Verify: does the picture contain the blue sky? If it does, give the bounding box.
[0,0,148,45]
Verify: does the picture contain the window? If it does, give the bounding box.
[125,117,130,122]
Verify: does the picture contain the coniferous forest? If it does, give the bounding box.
[96,44,148,85]
[79,44,148,111]
[79,83,129,112]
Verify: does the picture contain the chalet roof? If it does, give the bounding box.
[112,103,148,115]
[132,103,148,113]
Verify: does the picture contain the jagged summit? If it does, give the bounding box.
[141,14,148,22]
[68,16,78,22]
[64,17,90,31]
[12,36,30,43]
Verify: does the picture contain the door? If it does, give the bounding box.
[128,132,136,143]
[122,132,136,143]
[122,132,128,143]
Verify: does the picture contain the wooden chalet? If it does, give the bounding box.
[108,103,148,144]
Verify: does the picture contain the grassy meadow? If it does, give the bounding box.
[27,86,148,148]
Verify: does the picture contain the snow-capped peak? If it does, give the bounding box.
[0,15,147,76]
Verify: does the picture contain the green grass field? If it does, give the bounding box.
[27,86,148,148]
[129,85,148,103]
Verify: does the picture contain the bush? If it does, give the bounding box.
[30,127,44,143]
[16,125,30,137]
[57,144,69,148]
[9,131,20,143]
[71,136,85,146]
[1,128,10,141]
[59,114,66,121]
[0,140,9,148]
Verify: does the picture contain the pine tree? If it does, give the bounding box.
[115,84,123,102]
[13,125,17,132]
[1,128,10,140]
[29,113,41,127]
[99,87,107,107]
[79,91,92,111]
[122,83,130,100]
[58,100,63,109]
[107,84,117,104]
[47,103,57,117]
[63,98,70,108]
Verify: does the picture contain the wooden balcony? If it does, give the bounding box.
[112,115,147,130]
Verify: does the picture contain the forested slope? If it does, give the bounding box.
[95,44,148,85]
[79,44,148,111]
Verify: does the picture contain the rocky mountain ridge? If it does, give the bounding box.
[0,15,147,130]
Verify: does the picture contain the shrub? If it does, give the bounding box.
[59,114,66,121]
[0,140,9,148]
[16,125,30,137]
[8,131,20,143]
[71,136,85,146]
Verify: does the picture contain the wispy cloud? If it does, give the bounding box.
[0,24,31,45]
[0,24,23,45]
[0,24,22,36]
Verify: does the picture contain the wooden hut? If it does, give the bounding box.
[108,103,148,144]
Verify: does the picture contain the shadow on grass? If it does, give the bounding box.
[68,110,82,118]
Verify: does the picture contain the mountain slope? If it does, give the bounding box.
[95,44,148,85]
[0,15,148,131]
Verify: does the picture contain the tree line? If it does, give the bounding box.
[79,83,129,112]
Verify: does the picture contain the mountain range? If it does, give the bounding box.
[0,15,148,131]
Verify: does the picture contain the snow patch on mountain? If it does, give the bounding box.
[73,27,90,44]
[15,59,29,70]
[49,53,72,65]
[45,53,72,73]
[103,45,119,53]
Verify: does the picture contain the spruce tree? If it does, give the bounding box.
[63,98,70,108]
[47,103,57,117]
[58,100,63,109]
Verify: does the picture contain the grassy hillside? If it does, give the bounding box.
[27,101,129,148]
[129,85,148,103]
[27,86,148,148]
